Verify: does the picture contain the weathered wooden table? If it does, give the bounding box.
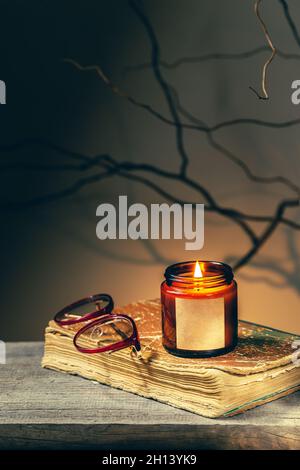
[0,342,299,450]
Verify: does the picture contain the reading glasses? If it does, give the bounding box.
[54,293,141,357]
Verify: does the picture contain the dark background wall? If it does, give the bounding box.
[0,0,300,340]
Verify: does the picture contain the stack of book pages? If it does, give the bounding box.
[42,299,300,418]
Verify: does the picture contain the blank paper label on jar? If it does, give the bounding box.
[175,297,225,350]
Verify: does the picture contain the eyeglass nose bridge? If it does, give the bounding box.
[73,313,141,355]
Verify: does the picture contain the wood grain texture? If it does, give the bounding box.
[0,342,300,450]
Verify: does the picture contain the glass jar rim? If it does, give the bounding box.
[164,260,234,288]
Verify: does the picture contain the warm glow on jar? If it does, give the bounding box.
[161,261,238,358]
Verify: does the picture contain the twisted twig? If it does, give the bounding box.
[250,0,277,100]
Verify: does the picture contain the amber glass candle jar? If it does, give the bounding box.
[161,261,238,358]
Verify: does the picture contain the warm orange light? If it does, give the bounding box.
[194,260,203,278]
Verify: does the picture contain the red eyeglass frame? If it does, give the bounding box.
[54,293,141,355]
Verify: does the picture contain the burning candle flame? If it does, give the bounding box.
[194,260,203,278]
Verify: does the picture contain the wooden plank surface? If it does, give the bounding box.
[0,342,299,450]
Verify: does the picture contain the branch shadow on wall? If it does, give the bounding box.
[225,228,300,293]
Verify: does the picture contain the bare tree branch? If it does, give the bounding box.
[65,58,300,133]
[63,58,177,129]
[2,0,300,273]
[250,0,277,100]
[64,57,300,198]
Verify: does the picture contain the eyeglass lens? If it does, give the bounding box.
[74,317,134,351]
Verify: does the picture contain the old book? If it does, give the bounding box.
[42,299,300,418]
